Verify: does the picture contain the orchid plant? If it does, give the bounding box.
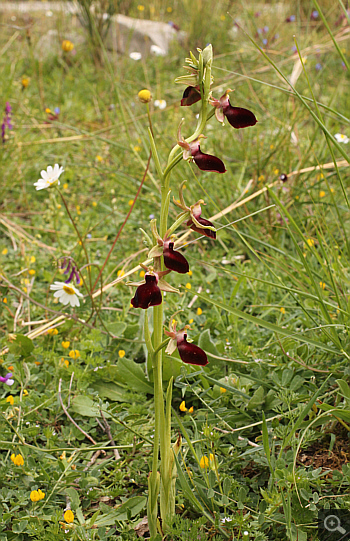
[31,44,257,536]
[129,45,257,535]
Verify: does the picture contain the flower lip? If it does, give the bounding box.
[131,273,162,309]
[163,241,189,274]
[176,333,208,366]
[187,216,216,239]
[181,86,201,106]
[192,147,226,173]
[222,104,257,129]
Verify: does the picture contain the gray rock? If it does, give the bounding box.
[105,14,183,58]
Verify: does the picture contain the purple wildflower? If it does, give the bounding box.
[1,102,13,144]
[315,63,322,71]
[59,258,81,286]
[0,373,14,386]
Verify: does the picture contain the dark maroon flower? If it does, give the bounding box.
[163,240,189,274]
[131,274,162,309]
[280,173,288,182]
[211,90,257,130]
[177,129,226,174]
[181,86,201,106]
[223,106,257,129]
[176,332,208,366]
[193,148,226,173]
[187,216,216,239]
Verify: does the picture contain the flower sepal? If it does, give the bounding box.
[148,245,164,258]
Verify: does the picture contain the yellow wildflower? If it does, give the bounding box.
[64,510,74,523]
[220,387,227,394]
[307,239,315,247]
[319,191,326,198]
[179,401,187,412]
[280,307,286,314]
[187,270,192,276]
[64,360,69,368]
[199,456,209,469]
[23,389,28,396]
[3,298,7,303]
[45,108,51,114]
[128,200,134,206]
[319,282,326,290]
[138,89,151,103]
[196,307,202,316]
[96,155,103,162]
[118,350,125,358]
[185,283,191,289]
[220,14,226,20]
[92,201,97,207]
[6,395,14,405]
[69,350,80,359]
[11,453,24,466]
[133,145,142,152]
[167,7,172,12]
[30,256,36,263]
[62,341,70,349]
[189,318,194,324]
[62,40,74,52]
[117,270,125,277]
[47,328,58,336]
[273,168,279,175]
[29,269,36,275]
[188,406,194,413]
[30,489,45,502]
[2,248,8,255]
[63,183,68,190]
[139,270,145,278]
[22,77,29,88]
[209,453,215,462]
[137,5,145,11]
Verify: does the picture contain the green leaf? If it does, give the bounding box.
[198,329,219,357]
[247,386,265,410]
[95,496,147,524]
[336,379,350,401]
[65,487,80,510]
[104,321,127,337]
[262,412,272,475]
[70,396,111,418]
[8,334,34,358]
[93,381,130,402]
[117,358,154,394]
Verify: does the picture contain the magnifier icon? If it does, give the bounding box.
[324,514,346,535]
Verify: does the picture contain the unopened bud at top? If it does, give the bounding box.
[138,89,152,103]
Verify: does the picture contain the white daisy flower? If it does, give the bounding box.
[50,281,83,307]
[154,99,167,110]
[150,45,166,56]
[334,133,349,144]
[34,164,64,191]
[129,52,142,61]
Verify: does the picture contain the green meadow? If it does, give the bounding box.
[1,1,350,539]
